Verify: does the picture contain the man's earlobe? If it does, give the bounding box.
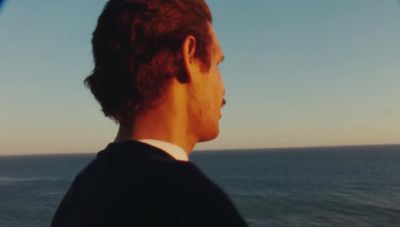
[181,35,198,83]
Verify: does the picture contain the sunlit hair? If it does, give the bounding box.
[85,0,212,123]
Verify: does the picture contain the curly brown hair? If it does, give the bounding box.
[84,0,213,123]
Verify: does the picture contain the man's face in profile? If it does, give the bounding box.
[189,24,225,143]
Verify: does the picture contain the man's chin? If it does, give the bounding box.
[198,128,220,142]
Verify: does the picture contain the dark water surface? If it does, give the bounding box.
[1,145,400,227]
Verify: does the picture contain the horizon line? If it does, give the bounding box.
[1,143,400,157]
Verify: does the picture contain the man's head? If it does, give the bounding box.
[85,0,212,122]
[86,0,225,144]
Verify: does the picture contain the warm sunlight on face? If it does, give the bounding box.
[189,24,225,143]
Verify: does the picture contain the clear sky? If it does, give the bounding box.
[1,0,400,155]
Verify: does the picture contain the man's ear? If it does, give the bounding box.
[180,35,198,83]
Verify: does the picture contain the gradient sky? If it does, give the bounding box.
[1,0,400,155]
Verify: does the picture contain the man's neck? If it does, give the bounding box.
[114,80,198,153]
[114,105,197,154]
[114,124,196,154]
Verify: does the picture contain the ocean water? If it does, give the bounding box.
[0,145,400,227]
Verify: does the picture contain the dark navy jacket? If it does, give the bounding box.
[51,141,248,227]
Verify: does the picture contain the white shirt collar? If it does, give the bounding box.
[138,139,189,162]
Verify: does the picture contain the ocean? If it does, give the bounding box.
[0,145,400,227]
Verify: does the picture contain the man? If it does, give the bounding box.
[51,0,248,226]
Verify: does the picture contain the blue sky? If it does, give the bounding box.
[1,0,400,155]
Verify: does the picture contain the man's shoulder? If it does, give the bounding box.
[69,141,208,194]
[72,141,226,202]
[52,142,248,227]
